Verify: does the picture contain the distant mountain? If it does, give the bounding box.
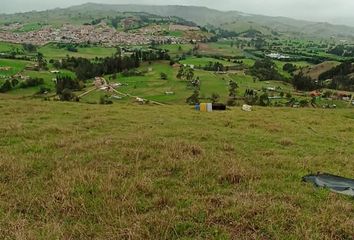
[1,2,354,40]
[67,3,354,39]
[329,17,354,27]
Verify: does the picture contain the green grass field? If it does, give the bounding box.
[0,62,76,96]
[239,58,256,67]
[38,44,117,59]
[5,70,56,96]
[76,61,351,107]
[180,56,237,68]
[80,62,262,104]
[14,23,44,32]
[103,62,192,104]
[0,42,24,52]
[166,31,184,37]
[274,60,313,79]
[158,44,194,56]
[0,98,353,239]
[0,59,29,78]
[1,59,350,109]
[198,42,244,56]
[79,61,230,104]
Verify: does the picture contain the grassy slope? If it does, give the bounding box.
[158,44,194,56]
[301,61,341,80]
[0,42,24,52]
[39,44,117,59]
[82,62,192,105]
[0,98,353,239]
[0,59,76,96]
[274,60,313,79]
[14,23,44,32]
[80,61,231,104]
[180,57,236,67]
[0,59,29,78]
[198,42,244,56]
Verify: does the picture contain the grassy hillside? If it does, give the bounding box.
[1,4,354,39]
[0,59,29,78]
[0,42,24,52]
[68,3,354,39]
[38,44,117,60]
[301,61,341,80]
[180,57,235,67]
[0,98,353,239]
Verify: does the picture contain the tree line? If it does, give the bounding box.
[54,49,171,81]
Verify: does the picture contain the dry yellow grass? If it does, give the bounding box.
[0,98,353,239]
[301,61,340,80]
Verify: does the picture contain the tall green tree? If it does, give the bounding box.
[36,52,47,69]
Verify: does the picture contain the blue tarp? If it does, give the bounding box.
[303,173,354,197]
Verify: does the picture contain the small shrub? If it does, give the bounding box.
[59,88,75,101]
[300,99,309,107]
[37,86,51,94]
[259,92,270,106]
[0,80,12,93]
[186,90,200,105]
[11,78,19,87]
[99,95,113,105]
[210,93,220,103]
[160,72,168,80]
[323,90,333,98]
[122,69,144,77]
[227,98,236,106]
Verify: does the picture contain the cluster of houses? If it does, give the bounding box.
[310,90,353,101]
[0,23,22,31]
[0,23,196,46]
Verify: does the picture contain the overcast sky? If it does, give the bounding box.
[2,0,354,25]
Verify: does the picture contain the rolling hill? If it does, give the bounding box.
[1,3,354,40]
[69,3,354,39]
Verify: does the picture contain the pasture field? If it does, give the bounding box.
[0,64,76,96]
[240,58,256,67]
[14,23,44,32]
[273,60,313,78]
[73,61,350,106]
[82,61,295,104]
[0,98,353,239]
[221,22,271,35]
[180,56,237,67]
[1,58,351,108]
[99,62,191,104]
[158,44,194,56]
[0,42,24,52]
[38,44,117,59]
[80,61,230,104]
[0,59,29,78]
[166,31,184,37]
[197,42,244,56]
[300,61,341,80]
